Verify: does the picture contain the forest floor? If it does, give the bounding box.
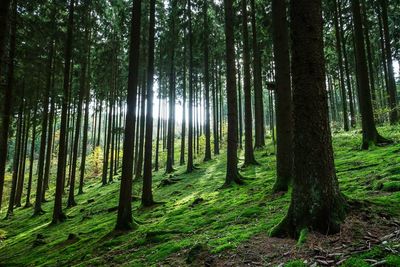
[0,126,399,266]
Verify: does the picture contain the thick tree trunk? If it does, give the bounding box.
[224,0,243,186]
[0,0,14,211]
[142,0,156,207]
[241,0,257,166]
[52,0,75,224]
[271,0,293,192]
[352,0,388,149]
[250,0,265,148]
[116,0,142,231]
[271,0,346,238]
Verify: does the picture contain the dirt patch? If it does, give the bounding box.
[163,209,399,266]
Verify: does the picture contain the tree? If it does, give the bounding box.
[0,0,13,210]
[203,0,211,162]
[186,0,195,173]
[380,0,398,124]
[352,0,388,149]
[34,7,56,214]
[142,0,156,207]
[271,0,346,238]
[271,0,293,192]
[116,0,142,231]
[52,0,75,224]
[165,0,177,174]
[333,0,349,131]
[223,0,243,186]
[250,0,265,148]
[241,0,257,166]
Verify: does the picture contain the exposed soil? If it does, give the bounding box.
[162,208,400,266]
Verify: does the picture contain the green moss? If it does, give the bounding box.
[297,228,308,246]
[0,126,399,265]
[340,257,370,267]
[385,255,400,266]
[284,260,307,267]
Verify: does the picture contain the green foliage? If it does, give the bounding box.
[284,260,307,267]
[340,257,370,267]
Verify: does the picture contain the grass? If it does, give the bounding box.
[0,126,399,266]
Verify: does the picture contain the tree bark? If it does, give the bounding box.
[203,1,211,162]
[187,0,195,173]
[352,0,388,149]
[52,0,75,224]
[333,0,349,131]
[271,0,293,192]
[0,0,14,211]
[380,0,398,124]
[116,0,142,231]
[271,0,346,238]
[241,0,257,166]
[142,0,156,207]
[224,0,243,186]
[250,0,265,148]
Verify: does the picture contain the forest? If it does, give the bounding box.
[0,0,399,266]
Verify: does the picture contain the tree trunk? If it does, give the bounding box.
[333,0,349,131]
[79,28,92,194]
[271,0,346,238]
[52,0,75,224]
[339,1,356,127]
[271,0,293,192]
[35,21,55,213]
[352,0,388,149]
[142,0,156,207]
[15,103,30,207]
[0,0,14,211]
[67,21,89,207]
[187,0,195,173]
[203,1,211,162]
[25,109,37,208]
[224,0,243,186]
[6,95,23,218]
[251,0,265,148]
[116,0,142,231]
[241,0,257,166]
[380,0,398,124]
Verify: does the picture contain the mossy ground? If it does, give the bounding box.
[0,126,399,266]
